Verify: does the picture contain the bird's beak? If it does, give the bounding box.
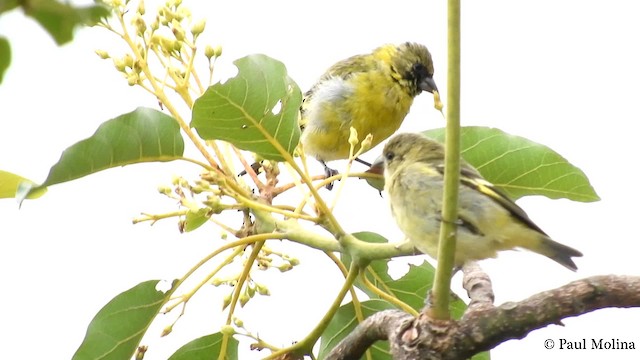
[366,155,385,176]
[361,155,386,193]
[419,77,438,94]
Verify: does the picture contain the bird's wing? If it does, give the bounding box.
[436,163,548,235]
[322,54,375,80]
[397,163,487,237]
[300,54,374,129]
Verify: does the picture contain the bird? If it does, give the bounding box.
[299,42,439,185]
[382,132,583,271]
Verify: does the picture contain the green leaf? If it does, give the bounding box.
[72,280,177,360]
[363,126,599,202]
[319,299,394,359]
[425,126,599,201]
[342,233,423,308]
[0,37,10,84]
[0,0,19,13]
[24,0,110,45]
[361,157,385,192]
[472,351,491,360]
[41,107,184,188]
[343,232,432,310]
[0,170,46,199]
[343,232,466,317]
[191,54,302,161]
[168,333,239,360]
[184,208,211,232]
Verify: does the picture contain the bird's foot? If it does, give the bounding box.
[321,161,339,190]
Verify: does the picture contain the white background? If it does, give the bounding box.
[1,0,639,359]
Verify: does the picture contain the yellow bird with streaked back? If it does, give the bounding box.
[382,132,583,271]
[300,42,438,177]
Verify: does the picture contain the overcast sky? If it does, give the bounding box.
[1,1,640,359]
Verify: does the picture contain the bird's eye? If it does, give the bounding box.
[412,63,428,79]
[384,151,395,161]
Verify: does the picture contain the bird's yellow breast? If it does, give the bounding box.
[300,70,415,161]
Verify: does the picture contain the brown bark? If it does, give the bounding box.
[325,266,640,360]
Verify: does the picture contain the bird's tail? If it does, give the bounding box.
[533,237,583,271]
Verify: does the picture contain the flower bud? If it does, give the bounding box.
[171,175,181,185]
[204,45,215,60]
[278,263,293,272]
[160,7,174,23]
[191,19,206,37]
[127,73,139,86]
[286,257,300,266]
[134,15,146,36]
[159,36,177,54]
[135,345,148,360]
[222,293,232,310]
[246,284,255,298]
[123,53,134,68]
[160,324,173,337]
[213,44,222,57]
[360,133,373,153]
[239,292,250,307]
[256,283,271,296]
[232,317,244,328]
[137,0,145,15]
[348,127,359,147]
[172,20,185,41]
[113,58,126,72]
[95,50,110,59]
[176,6,190,21]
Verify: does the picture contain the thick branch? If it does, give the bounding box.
[452,274,640,359]
[325,275,640,360]
[324,310,413,360]
[251,208,417,259]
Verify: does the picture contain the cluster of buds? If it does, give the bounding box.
[215,276,271,310]
[159,175,223,203]
[257,245,300,272]
[95,49,143,86]
[96,0,222,90]
[156,174,228,233]
[204,44,223,61]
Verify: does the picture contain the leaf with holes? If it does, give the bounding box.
[191,54,302,161]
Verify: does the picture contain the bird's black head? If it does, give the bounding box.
[393,42,438,97]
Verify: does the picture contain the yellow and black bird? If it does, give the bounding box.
[382,132,583,271]
[299,42,439,182]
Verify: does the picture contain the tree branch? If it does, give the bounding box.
[324,309,413,360]
[325,273,640,360]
